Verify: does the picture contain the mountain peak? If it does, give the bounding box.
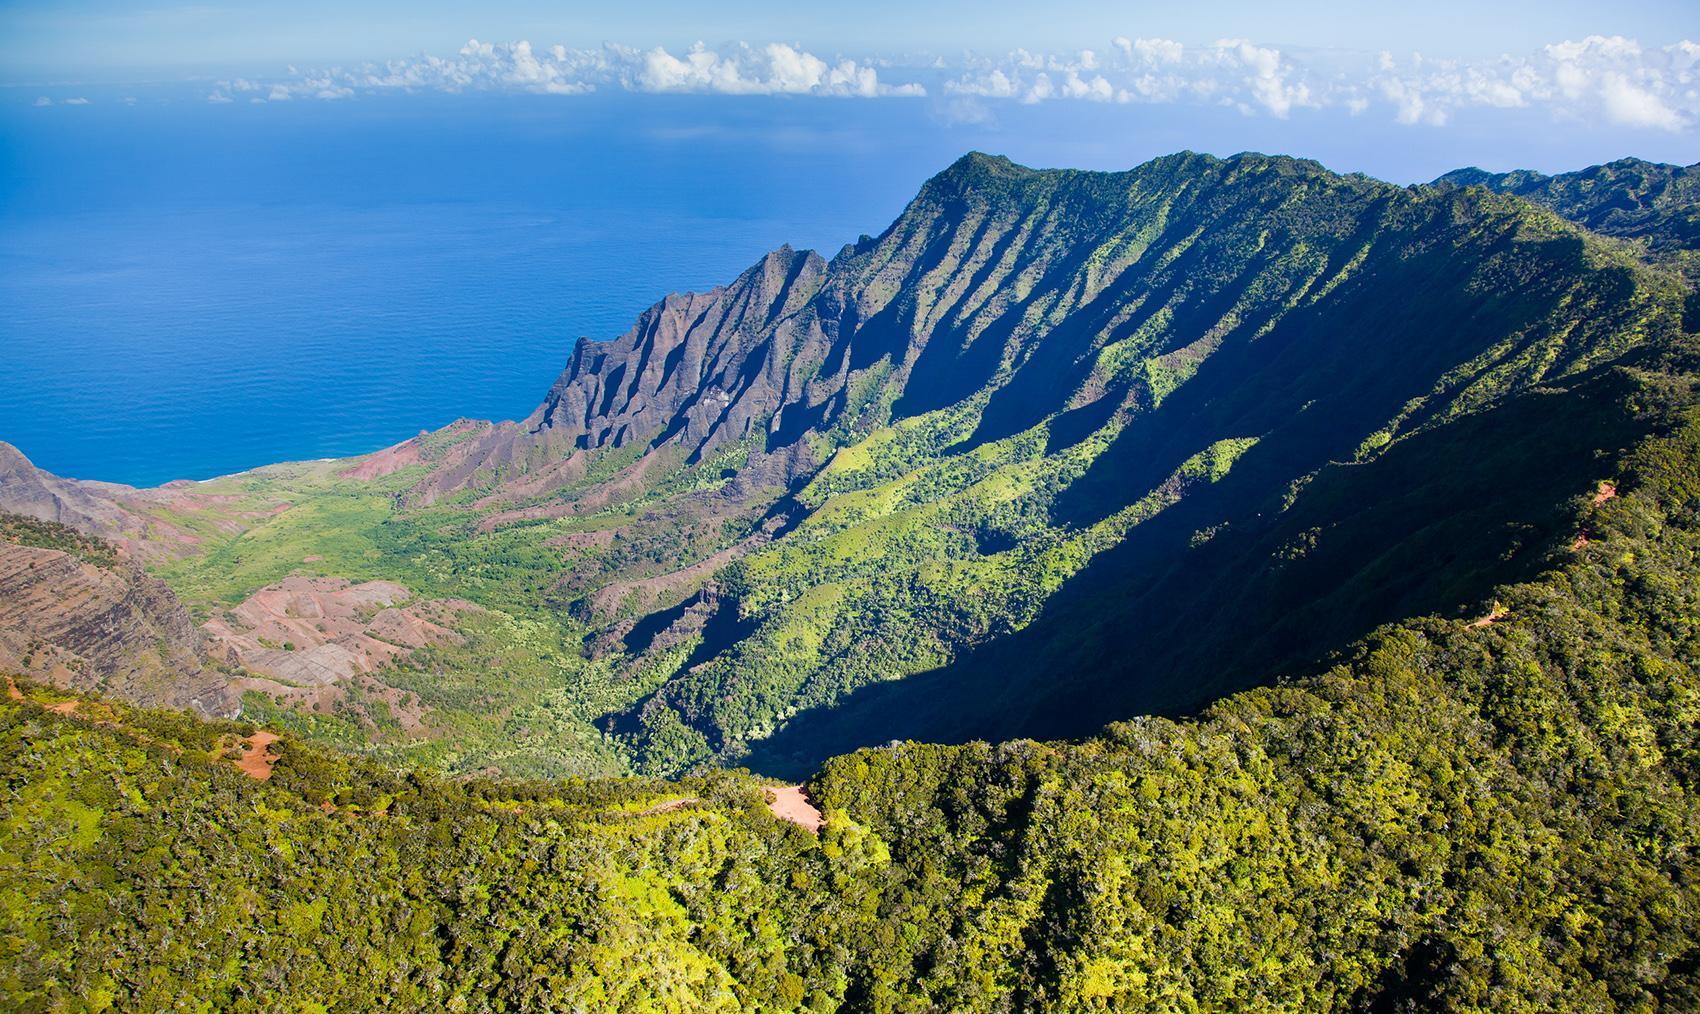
[1433,157,1700,254]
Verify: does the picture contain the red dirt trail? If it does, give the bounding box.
[766,785,824,832]
[1470,603,1510,628]
[234,731,282,781]
[1593,481,1618,506]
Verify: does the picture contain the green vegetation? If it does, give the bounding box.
[58,151,1689,784]
[617,151,1692,774]
[0,513,118,569]
[7,150,1700,1008]
[4,387,1699,1010]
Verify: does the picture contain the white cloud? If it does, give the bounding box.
[1599,72,1683,130]
[941,33,1697,131]
[949,36,1313,117]
[634,42,919,97]
[64,96,90,105]
[1209,39,1311,118]
[191,33,1696,132]
[32,96,51,106]
[1369,35,1694,131]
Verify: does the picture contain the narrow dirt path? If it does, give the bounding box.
[765,785,824,832]
[632,796,701,817]
[7,677,78,714]
[1593,481,1618,506]
[234,731,281,781]
[1470,603,1510,628]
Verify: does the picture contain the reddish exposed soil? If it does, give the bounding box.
[6,676,80,716]
[340,435,427,480]
[765,785,824,832]
[633,796,702,817]
[204,577,473,718]
[234,731,281,781]
[1593,481,1618,506]
[1470,603,1510,628]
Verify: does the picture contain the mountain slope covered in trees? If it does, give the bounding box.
[1,152,1695,784]
[6,149,1700,1009]
[3,332,1697,1010]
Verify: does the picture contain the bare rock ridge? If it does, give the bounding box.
[202,575,478,732]
[414,149,1682,517]
[0,440,140,537]
[410,245,833,504]
[408,153,1117,507]
[0,536,237,717]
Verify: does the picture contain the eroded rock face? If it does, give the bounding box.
[0,441,143,540]
[201,576,482,731]
[0,542,238,717]
[408,246,836,505]
[203,575,476,685]
[0,441,273,563]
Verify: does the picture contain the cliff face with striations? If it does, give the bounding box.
[0,441,143,538]
[410,246,835,504]
[0,529,237,717]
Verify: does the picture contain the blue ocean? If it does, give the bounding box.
[5,90,1677,487]
[0,94,949,486]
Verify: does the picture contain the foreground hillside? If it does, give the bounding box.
[3,152,1695,782]
[4,346,1697,1009]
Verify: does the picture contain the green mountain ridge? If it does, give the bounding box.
[3,342,1697,1009]
[0,150,1693,786]
[617,150,1688,774]
[1435,157,1700,258]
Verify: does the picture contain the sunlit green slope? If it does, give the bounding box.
[5,334,1698,1010]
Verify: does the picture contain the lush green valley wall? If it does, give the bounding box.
[5,339,1698,1011]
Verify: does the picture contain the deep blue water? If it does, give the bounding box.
[0,96,937,486]
[2,200,839,486]
[6,91,1693,486]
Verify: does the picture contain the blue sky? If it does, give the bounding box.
[5,1,1698,78]
[4,2,1699,174]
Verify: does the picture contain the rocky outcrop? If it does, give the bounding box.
[0,541,238,716]
[198,576,483,734]
[202,575,477,687]
[0,441,141,539]
[410,246,836,504]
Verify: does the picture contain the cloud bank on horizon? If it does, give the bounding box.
[38,34,1700,134]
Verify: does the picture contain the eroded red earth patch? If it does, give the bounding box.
[765,785,824,832]
[234,730,281,781]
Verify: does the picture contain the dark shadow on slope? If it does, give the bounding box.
[620,597,692,657]
[745,362,1652,780]
[1052,230,1600,530]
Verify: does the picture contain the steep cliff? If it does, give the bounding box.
[0,514,237,716]
[409,246,834,504]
